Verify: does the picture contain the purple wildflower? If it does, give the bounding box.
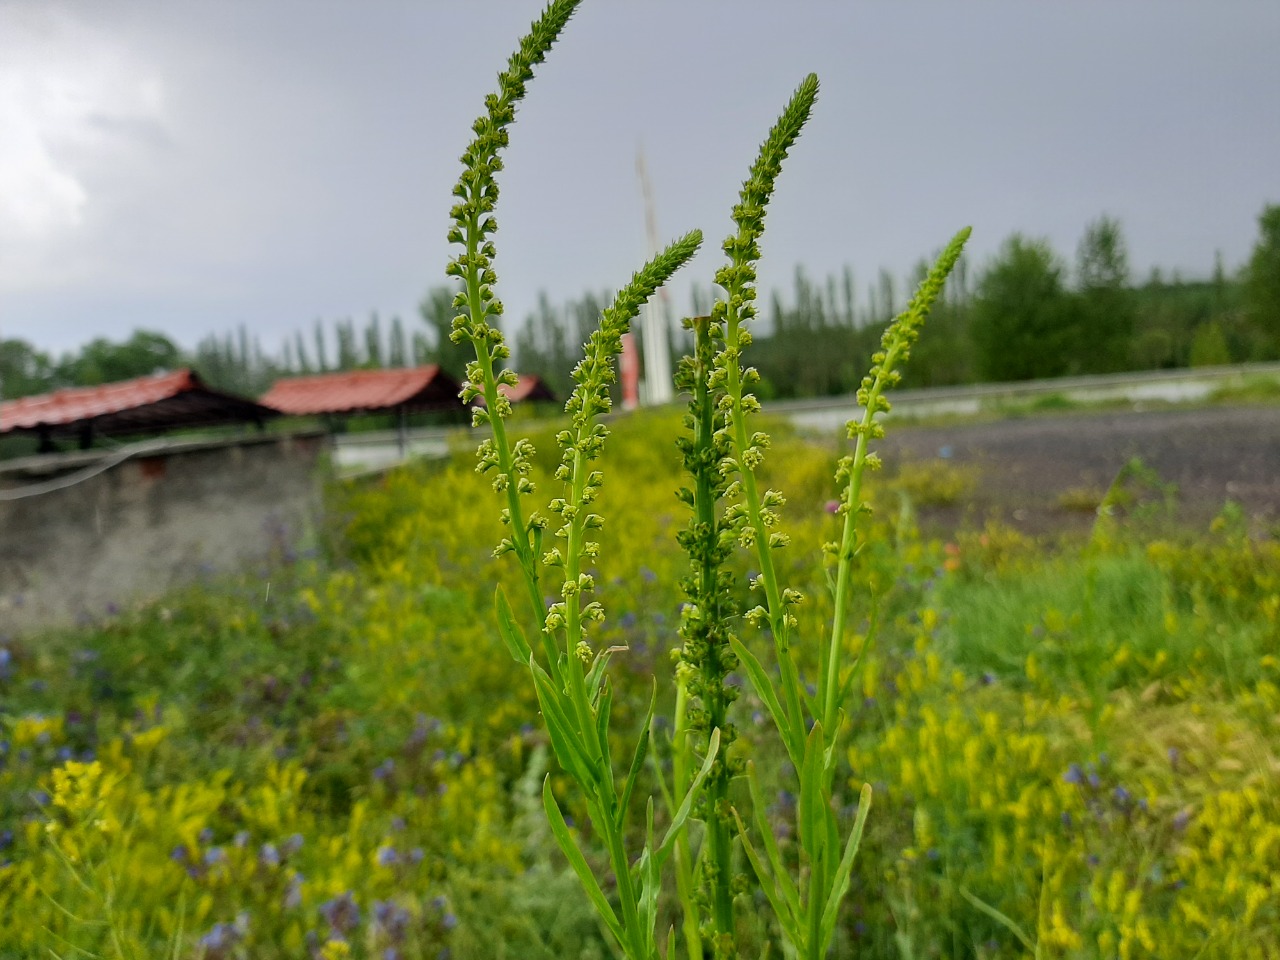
[374,901,410,941]
[320,892,361,935]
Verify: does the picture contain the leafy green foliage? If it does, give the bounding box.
[57,330,184,387]
[1075,215,1135,373]
[971,235,1074,381]
[1245,203,1280,359]
[0,338,55,399]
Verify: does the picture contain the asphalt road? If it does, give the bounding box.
[876,404,1280,536]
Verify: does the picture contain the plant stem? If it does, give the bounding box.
[822,341,895,731]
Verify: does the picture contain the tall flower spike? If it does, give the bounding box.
[714,74,820,760]
[548,231,703,661]
[823,226,971,729]
[449,0,581,649]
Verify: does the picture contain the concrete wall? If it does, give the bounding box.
[0,433,327,635]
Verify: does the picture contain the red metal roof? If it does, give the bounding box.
[0,369,274,437]
[260,366,464,416]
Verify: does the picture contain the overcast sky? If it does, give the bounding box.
[2,1,1277,358]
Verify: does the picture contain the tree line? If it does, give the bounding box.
[4,205,1278,405]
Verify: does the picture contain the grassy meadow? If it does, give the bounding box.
[2,411,1278,959]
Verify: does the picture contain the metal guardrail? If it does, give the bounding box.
[768,362,1280,432]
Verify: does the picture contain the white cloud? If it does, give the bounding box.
[0,5,166,289]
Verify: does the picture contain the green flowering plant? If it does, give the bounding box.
[449,2,967,958]
[667,76,970,959]
[447,3,711,958]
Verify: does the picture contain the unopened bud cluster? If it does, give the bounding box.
[539,233,701,657]
[839,227,974,538]
[449,0,579,577]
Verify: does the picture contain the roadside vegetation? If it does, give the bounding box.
[2,412,1278,958]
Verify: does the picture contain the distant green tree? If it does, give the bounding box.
[1074,216,1135,373]
[840,264,857,326]
[903,255,975,388]
[312,320,330,371]
[418,285,472,375]
[363,312,384,368]
[0,338,55,399]
[972,235,1076,381]
[514,290,608,399]
[412,331,431,366]
[57,330,183,386]
[336,319,359,370]
[292,331,312,373]
[387,316,407,367]
[1189,321,1231,367]
[1244,203,1280,359]
[192,328,281,396]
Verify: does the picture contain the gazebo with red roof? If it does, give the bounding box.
[260,365,468,458]
[0,369,277,452]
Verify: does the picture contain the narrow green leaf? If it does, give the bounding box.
[959,886,1037,955]
[585,646,614,702]
[595,681,613,768]
[656,727,720,867]
[822,711,843,776]
[800,682,821,724]
[495,585,532,663]
[732,807,798,938]
[530,659,597,788]
[542,776,625,944]
[730,636,801,767]
[636,796,662,942]
[797,722,826,858]
[819,782,872,954]
[618,684,657,829]
[744,761,801,919]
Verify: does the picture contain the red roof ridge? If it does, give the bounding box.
[1,369,200,431]
[259,365,462,417]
